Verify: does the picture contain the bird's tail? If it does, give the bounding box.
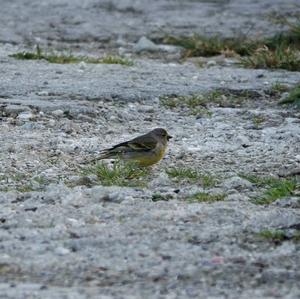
[88,149,116,164]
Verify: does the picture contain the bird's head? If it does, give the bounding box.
[152,128,172,142]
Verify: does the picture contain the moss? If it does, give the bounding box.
[10,46,133,66]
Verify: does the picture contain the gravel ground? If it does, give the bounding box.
[0,0,300,298]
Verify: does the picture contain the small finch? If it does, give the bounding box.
[95,128,172,166]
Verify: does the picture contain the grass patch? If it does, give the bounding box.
[163,34,257,57]
[243,175,299,205]
[160,90,254,113]
[152,193,173,202]
[84,160,149,187]
[188,192,225,203]
[269,82,290,95]
[258,230,286,242]
[162,17,300,71]
[258,229,300,244]
[267,14,300,48]
[240,45,300,71]
[10,46,133,66]
[160,94,211,116]
[166,167,217,188]
[279,84,300,107]
[252,115,266,128]
[166,167,198,181]
[16,184,35,193]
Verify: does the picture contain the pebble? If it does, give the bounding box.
[36,91,49,96]
[55,247,71,256]
[17,111,35,121]
[134,36,158,53]
[222,176,253,191]
[78,61,87,70]
[52,109,64,117]
[206,60,217,67]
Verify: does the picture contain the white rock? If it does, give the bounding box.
[206,60,217,67]
[134,36,158,53]
[78,61,87,70]
[55,247,71,256]
[236,135,251,148]
[36,91,49,96]
[17,111,34,121]
[52,109,64,117]
[157,44,182,54]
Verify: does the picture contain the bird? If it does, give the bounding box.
[95,128,172,166]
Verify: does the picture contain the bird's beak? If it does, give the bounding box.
[167,134,172,141]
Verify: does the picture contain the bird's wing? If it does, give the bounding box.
[126,134,158,151]
[92,133,157,162]
[99,133,157,157]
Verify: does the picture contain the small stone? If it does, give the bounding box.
[55,247,70,256]
[78,61,87,70]
[17,111,35,121]
[134,36,158,53]
[48,119,56,127]
[236,135,251,148]
[157,44,183,54]
[206,60,217,67]
[118,47,127,56]
[256,72,264,78]
[36,91,49,96]
[137,105,154,113]
[222,176,253,191]
[280,92,289,102]
[52,109,64,117]
[238,77,248,83]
